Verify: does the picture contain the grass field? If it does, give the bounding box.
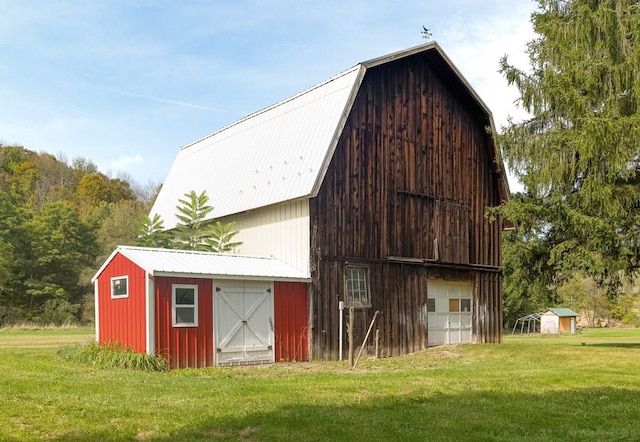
[1,327,639,441]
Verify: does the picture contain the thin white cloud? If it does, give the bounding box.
[111,89,226,112]
[110,154,143,171]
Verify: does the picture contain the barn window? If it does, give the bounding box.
[345,266,370,308]
[110,276,128,299]
[172,285,198,327]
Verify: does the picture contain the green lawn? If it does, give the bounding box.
[1,327,639,441]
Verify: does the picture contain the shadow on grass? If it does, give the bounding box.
[582,342,640,349]
[47,387,640,442]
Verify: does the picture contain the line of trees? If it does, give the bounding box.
[0,145,150,325]
[0,145,240,327]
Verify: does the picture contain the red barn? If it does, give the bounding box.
[92,246,310,369]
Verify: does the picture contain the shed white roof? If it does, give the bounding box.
[150,42,508,229]
[92,246,311,283]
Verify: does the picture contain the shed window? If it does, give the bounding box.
[345,266,370,308]
[172,285,198,327]
[111,276,128,299]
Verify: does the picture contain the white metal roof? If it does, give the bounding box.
[150,42,508,229]
[92,246,311,283]
[151,65,364,229]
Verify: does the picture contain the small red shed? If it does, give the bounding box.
[92,246,310,369]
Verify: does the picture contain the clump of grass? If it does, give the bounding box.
[1,322,80,331]
[58,341,168,372]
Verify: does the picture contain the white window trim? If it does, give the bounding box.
[172,284,198,327]
[110,276,129,299]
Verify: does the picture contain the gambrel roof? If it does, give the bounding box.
[151,41,509,229]
[92,246,310,283]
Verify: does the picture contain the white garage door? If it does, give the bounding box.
[427,281,473,346]
[214,281,274,365]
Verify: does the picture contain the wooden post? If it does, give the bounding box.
[348,307,354,367]
[375,329,379,360]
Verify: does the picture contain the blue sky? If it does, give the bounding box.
[0,0,535,190]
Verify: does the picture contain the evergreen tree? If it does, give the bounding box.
[497,0,640,291]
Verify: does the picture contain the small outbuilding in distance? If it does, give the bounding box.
[540,308,579,335]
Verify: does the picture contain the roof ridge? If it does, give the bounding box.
[117,245,277,260]
[180,64,361,151]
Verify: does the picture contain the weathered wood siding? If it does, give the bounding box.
[310,52,504,359]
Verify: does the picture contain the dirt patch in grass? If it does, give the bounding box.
[228,346,467,375]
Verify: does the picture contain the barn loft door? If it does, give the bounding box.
[426,281,473,346]
[214,281,274,365]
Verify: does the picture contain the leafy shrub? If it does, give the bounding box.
[0,305,23,327]
[37,298,80,326]
[58,341,168,372]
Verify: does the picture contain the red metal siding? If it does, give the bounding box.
[96,253,147,352]
[274,282,309,362]
[155,276,214,369]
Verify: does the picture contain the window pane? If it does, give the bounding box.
[175,288,194,305]
[449,298,460,312]
[175,307,195,324]
[461,299,471,312]
[112,278,127,297]
[346,267,369,307]
[426,298,435,312]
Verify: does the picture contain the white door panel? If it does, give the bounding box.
[427,281,473,346]
[215,281,274,365]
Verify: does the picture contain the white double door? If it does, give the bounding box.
[214,281,274,365]
[427,281,473,346]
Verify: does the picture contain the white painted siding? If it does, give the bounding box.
[220,199,310,276]
[540,312,560,334]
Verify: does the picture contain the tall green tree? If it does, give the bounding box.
[0,189,30,312]
[97,200,147,255]
[174,190,215,251]
[173,190,242,253]
[208,221,243,253]
[25,201,96,312]
[497,0,640,291]
[137,213,172,248]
